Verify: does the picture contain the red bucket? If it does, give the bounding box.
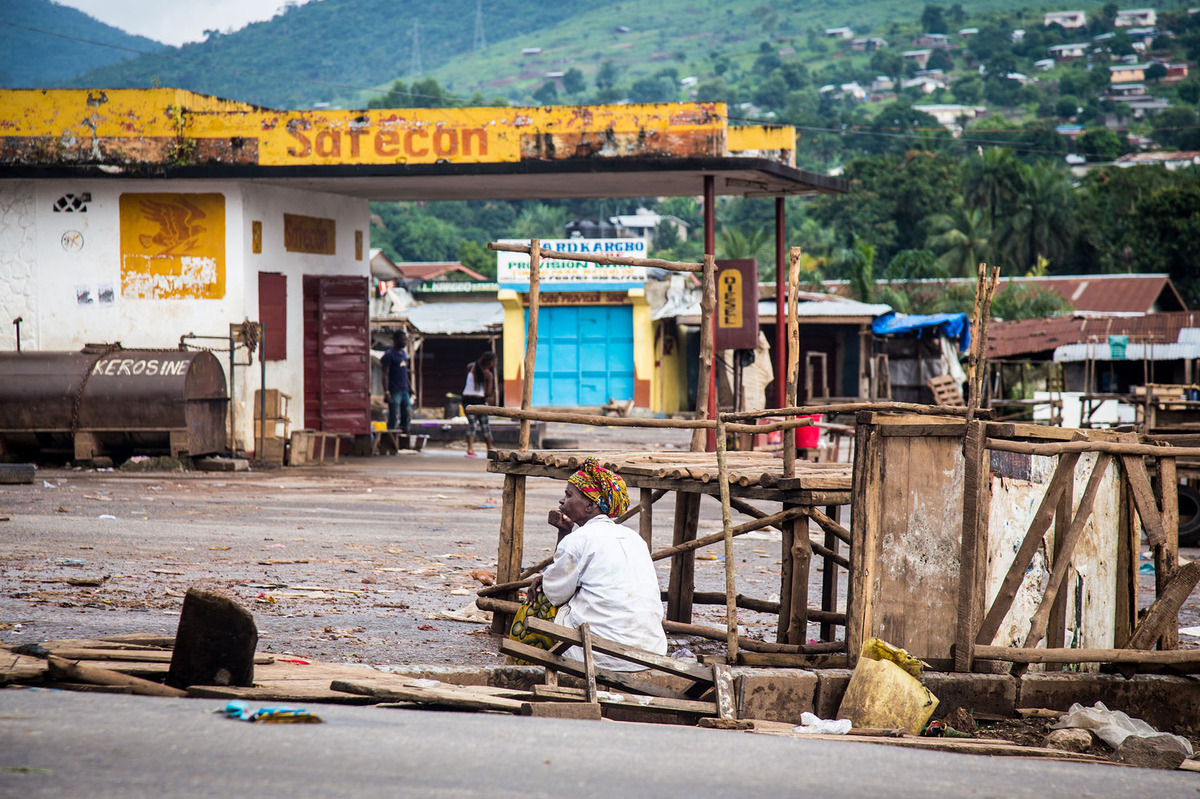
[794,414,822,449]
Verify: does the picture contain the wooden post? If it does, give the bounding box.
[638,487,654,549]
[1157,456,1180,650]
[580,621,598,704]
[1047,457,1075,668]
[783,246,802,478]
[820,504,839,642]
[715,417,739,662]
[667,493,701,622]
[693,254,716,452]
[490,473,527,634]
[518,239,540,451]
[786,513,812,645]
[954,420,988,672]
[775,197,787,408]
[778,504,794,642]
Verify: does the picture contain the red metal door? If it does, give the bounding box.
[303,275,370,434]
[258,272,287,361]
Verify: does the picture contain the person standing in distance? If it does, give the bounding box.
[463,351,496,458]
[381,331,413,434]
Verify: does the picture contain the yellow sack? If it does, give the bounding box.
[837,638,939,735]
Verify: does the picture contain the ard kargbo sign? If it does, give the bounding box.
[496,238,647,292]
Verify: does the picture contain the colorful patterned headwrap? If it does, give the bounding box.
[567,457,629,518]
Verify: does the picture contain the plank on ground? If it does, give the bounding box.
[531,684,716,716]
[499,639,687,700]
[523,617,713,683]
[332,679,528,714]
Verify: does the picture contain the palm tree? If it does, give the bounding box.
[962,148,1023,228]
[925,203,992,277]
[717,226,772,262]
[995,165,1077,271]
[831,235,877,302]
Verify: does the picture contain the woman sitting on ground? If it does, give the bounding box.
[517,459,666,670]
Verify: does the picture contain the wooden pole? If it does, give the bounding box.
[490,473,526,633]
[667,492,701,622]
[783,246,802,478]
[638,487,654,548]
[695,253,717,452]
[985,438,1200,459]
[786,512,812,645]
[518,239,540,451]
[724,401,989,421]
[820,504,839,642]
[1157,455,1180,650]
[954,419,988,672]
[488,241,702,273]
[775,197,787,408]
[715,418,739,662]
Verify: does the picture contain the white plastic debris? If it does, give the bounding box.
[1051,701,1193,757]
[793,711,852,735]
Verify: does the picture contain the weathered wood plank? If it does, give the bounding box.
[499,639,686,700]
[1126,561,1200,651]
[523,618,713,683]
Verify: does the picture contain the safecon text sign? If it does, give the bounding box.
[497,239,647,292]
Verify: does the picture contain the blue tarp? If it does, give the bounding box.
[871,312,971,352]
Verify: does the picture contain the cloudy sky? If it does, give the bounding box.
[57,0,315,46]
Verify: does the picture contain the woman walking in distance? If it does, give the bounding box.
[463,351,497,458]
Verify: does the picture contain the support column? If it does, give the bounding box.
[490,473,526,634]
[820,504,839,642]
[667,492,701,622]
[775,196,787,408]
[786,513,812,645]
[704,174,717,452]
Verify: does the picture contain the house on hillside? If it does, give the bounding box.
[1044,10,1088,29]
[1116,8,1156,27]
[1049,43,1089,61]
[902,49,933,69]
[1115,151,1200,169]
[825,27,854,39]
[914,33,952,49]
[851,37,889,51]
[913,104,988,136]
[610,209,689,247]
[1111,64,1147,83]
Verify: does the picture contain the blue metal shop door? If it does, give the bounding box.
[531,305,634,406]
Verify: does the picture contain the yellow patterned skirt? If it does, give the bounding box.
[506,592,558,664]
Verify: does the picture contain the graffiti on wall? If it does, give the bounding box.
[119,193,225,299]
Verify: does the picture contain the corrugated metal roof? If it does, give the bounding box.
[989,312,1200,358]
[1054,341,1200,362]
[823,273,1185,314]
[675,293,891,323]
[401,302,504,335]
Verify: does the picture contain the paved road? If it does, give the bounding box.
[2,690,1196,797]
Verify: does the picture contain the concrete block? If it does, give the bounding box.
[1019,673,1200,735]
[813,669,854,720]
[732,667,817,723]
[920,673,1017,719]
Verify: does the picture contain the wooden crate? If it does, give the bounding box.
[253,389,291,420]
[289,429,343,466]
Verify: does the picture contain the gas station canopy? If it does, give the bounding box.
[0,89,846,200]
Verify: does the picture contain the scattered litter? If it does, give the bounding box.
[209,546,231,551]
[50,558,87,567]
[98,515,118,520]
[417,624,439,631]
[793,712,852,735]
[65,577,106,587]
[837,638,938,735]
[1139,563,1155,574]
[469,569,496,586]
[1052,701,1193,756]
[671,648,697,662]
[219,700,322,724]
[1179,626,1200,638]
[429,600,491,624]
[255,594,278,604]
[43,481,56,489]
[258,559,310,565]
[449,588,470,596]
[275,657,312,665]
[150,569,185,575]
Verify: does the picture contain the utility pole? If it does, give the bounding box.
[411,20,423,77]
[473,0,487,51]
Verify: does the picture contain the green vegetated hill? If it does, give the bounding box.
[63,0,1031,108]
[0,0,164,87]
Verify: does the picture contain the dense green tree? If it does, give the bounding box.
[457,240,496,280]
[995,165,1078,272]
[1145,62,1168,83]
[562,68,585,95]
[1179,82,1200,105]
[629,76,678,103]
[926,203,993,276]
[533,81,558,105]
[512,203,568,239]
[1153,106,1200,149]
[1075,128,1125,161]
[595,60,620,90]
[990,283,1073,321]
[962,148,1023,226]
[921,5,948,34]
[1129,182,1200,306]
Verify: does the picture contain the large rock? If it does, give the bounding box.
[166,589,257,689]
[1043,728,1094,753]
[1111,736,1189,770]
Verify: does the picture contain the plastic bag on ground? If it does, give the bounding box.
[1051,701,1192,757]
[793,711,852,735]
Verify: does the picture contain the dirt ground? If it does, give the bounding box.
[1,423,1196,669]
[0,425,823,666]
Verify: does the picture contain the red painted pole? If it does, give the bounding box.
[775,196,786,408]
[704,175,716,452]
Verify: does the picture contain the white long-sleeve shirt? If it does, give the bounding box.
[541,514,667,671]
